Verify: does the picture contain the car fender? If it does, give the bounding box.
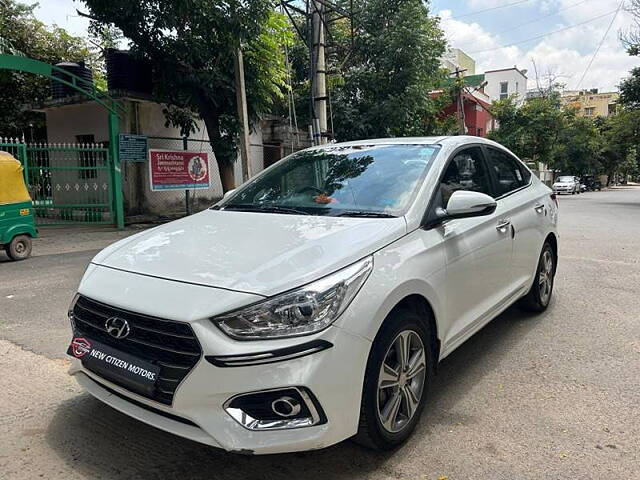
[335,231,446,345]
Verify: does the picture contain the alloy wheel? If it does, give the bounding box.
[538,250,554,306]
[377,330,426,434]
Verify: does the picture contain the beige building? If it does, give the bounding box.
[441,48,476,76]
[561,89,619,117]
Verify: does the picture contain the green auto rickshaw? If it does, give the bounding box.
[0,151,37,260]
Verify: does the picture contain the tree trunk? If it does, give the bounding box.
[196,96,236,193]
[218,162,236,192]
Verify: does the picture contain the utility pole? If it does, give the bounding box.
[311,0,328,145]
[234,48,252,182]
[281,0,354,144]
[452,67,467,136]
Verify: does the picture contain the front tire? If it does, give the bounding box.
[6,235,32,261]
[354,308,435,450]
[519,242,556,312]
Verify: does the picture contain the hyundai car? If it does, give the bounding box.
[67,136,559,454]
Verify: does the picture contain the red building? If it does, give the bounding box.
[438,91,495,137]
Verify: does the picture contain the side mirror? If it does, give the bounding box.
[436,190,497,220]
[223,188,236,199]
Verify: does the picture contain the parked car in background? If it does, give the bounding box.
[583,175,603,191]
[553,176,580,195]
[66,136,559,454]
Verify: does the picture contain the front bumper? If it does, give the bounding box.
[69,323,371,454]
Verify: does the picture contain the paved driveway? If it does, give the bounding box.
[1,188,639,479]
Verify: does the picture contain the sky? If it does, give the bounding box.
[432,0,639,91]
[33,0,640,92]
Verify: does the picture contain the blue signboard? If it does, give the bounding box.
[119,134,148,162]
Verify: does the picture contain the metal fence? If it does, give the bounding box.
[1,138,113,225]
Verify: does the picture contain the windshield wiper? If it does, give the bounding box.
[336,211,397,218]
[223,204,311,216]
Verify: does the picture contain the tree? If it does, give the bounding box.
[597,110,640,184]
[619,67,640,110]
[81,0,291,191]
[623,0,640,56]
[488,95,565,167]
[279,0,450,141]
[552,109,602,175]
[331,0,448,140]
[0,0,93,138]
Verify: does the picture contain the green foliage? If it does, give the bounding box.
[0,0,93,138]
[332,0,448,140]
[596,110,640,182]
[553,109,602,175]
[488,96,565,167]
[81,0,292,189]
[489,93,640,180]
[279,0,449,141]
[619,67,640,110]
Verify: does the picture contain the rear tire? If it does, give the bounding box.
[6,235,32,261]
[354,308,435,451]
[519,242,556,312]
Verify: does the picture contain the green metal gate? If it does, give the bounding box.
[1,138,114,225]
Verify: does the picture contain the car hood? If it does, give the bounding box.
[92,209,407,297]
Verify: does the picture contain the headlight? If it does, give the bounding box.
[213,257,373,340]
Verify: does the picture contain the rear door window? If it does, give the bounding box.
[485,147,530,197]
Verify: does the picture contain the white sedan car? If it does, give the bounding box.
[67,136,558,454]
[552,175,580,194]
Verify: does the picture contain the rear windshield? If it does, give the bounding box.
[557,176,574,182]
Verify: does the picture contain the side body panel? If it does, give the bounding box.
[0,200,37,244]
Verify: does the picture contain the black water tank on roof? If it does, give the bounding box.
[51,61,94,99]
[106,49,153,95]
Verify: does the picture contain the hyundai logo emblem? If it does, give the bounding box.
[105,317,130,339]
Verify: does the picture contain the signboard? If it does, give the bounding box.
[149,149,210,191]
[119,134,148,162]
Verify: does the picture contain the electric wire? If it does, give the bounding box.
[575,0,624,89]
[465,8,619,54]
[452,0,533,20]
[494,0,593,35]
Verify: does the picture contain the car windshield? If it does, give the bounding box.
[557,176,574,182]
[220,144,440,217]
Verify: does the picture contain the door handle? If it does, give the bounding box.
[534,203,545,213]
[496,220,511,232]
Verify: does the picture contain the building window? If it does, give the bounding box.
[584,107,595,116]
[608,103,617,116]
[499,82,509,100]
[76,134,97,179]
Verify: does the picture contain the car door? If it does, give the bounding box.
[434,146,514,351]
[483,146,545,291]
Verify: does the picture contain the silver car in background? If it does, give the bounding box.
[553,176,580,195]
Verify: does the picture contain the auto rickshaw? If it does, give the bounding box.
[0,151,37,260]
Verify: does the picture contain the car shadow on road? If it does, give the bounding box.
[45,305,544,480]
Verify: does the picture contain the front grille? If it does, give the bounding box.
[72,295,202,405]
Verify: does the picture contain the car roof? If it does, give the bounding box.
[312,136,506,149]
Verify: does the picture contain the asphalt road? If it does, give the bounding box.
[1,188,639,480]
